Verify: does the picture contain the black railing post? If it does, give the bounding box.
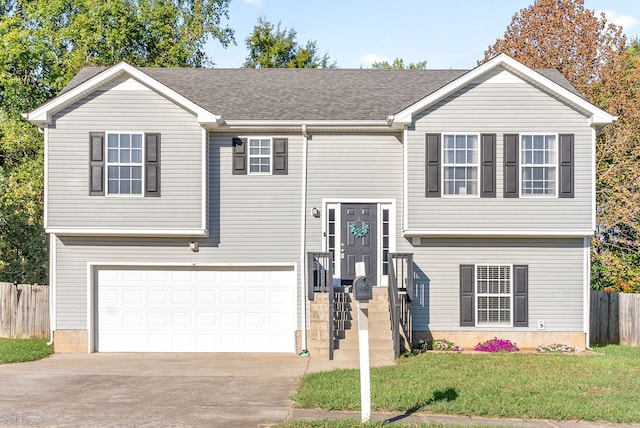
[328,281,335,360]
[388,253,414,358]
[307,252,316,301]
[307,252,334,299]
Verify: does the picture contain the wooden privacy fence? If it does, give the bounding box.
[0,282,49,339]
[590,289,640,346]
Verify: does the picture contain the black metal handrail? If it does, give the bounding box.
[388,253,414,358]
[307,252,333,300]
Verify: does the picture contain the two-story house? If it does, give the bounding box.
[26,54,614,354]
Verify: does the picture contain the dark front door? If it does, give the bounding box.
[341,203,377,285]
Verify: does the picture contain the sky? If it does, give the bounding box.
[206,0,640,69]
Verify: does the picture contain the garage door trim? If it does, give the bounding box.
[88,262,297,353]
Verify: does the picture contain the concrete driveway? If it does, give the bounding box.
[0,353,311,427]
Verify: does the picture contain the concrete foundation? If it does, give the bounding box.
[53,330,88,353]
[413,330,586,351]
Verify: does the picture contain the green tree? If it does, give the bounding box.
[0,0,234,284]
[244,18,335,68]
[371,58,427,69]
[590,42,640,292]
[481,0,625,94]
[481,0,640,292]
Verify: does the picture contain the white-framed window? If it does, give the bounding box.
[521,134,556,196]
[476,264,512,326]
[442,134,479,196]
[248,138,272,174]
[107,133,143,195]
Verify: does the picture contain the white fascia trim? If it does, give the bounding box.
[43,127,49,229]
[403,229,595,238]
[403,127,409,232]
[46,228,208,237]
[591,127,597,231]
[222,120,390,128]
[322,197,397,205]
[87,263,94,352]
[391,54,616,127]
[202,127,208,231]
[25,62,220,128]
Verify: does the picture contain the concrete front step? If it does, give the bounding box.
[332,348,395,361]
[306,287,395,362]
[335,339,393,351]
[307,348,395,364]
[307,328,391,343]
[317,322,387,334]
[341,328,392,341]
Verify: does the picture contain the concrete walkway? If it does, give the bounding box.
[0,353,309,427]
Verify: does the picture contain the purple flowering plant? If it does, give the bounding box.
[474,337,519,353]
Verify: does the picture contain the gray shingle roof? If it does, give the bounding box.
[60,66,581,121]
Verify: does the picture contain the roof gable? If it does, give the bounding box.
[390,54,615,129]
[25,62,220,128]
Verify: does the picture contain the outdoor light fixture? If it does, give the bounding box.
[311,207,320,218]
[189,241,199,252]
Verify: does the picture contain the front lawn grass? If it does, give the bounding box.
[292,345,640,423]
[0,338,53,364]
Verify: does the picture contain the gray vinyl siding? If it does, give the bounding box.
[208,132,302,257]
[410,238,585,331]
[47,78,203,230]
[407,68,594,232]
[304,133,404,254]
[55,131,302,329]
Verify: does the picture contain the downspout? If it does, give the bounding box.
[44,125,55,347]
[584,239,592,350]
[299,124,310,353]
[47,234,56,346]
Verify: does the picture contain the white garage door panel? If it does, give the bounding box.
[97,268,296,352]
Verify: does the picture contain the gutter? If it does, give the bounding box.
[223,120,389,128]
[403,229,595,238]
[584,236,591,350]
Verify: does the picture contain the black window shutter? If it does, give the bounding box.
[425,133,441,197]
[460,264,475,326]
[273,138,288,175]
[232,137,247,175]
[513,265,529,327]
[480,134,496,198]
[558,134,574,198]
[145,133,161,197]
[503,134,519,198]
[89,132,105,196]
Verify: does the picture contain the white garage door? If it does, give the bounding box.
[96,267,296,352]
